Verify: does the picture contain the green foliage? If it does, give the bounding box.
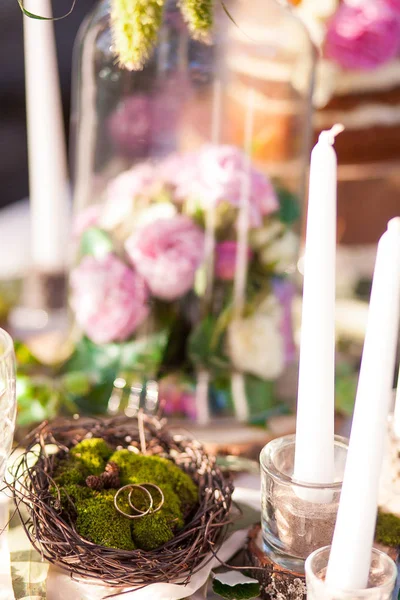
[16,375,75,427]
[212,573,260,600]
[179,0,213,41]
[188,315,230,374]
[79,227,113,259]
[110,0,165,70]
[335,364,358,417]
[17,0,76,20]
[243,375,276,425]
[375,511,400,547]
[60,331,169,415]
[276,187,301,225]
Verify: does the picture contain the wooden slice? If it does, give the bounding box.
[244,524,306,600]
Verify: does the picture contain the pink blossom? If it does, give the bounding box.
[159,375,197,420]
[325,1,400,70]
[73,204,102,237]
[70,254,149,344]
[125,215,205,301]
[106,163,156,204]
[272,278,296,364]
[158,152,200,201]
[215,241,253,281]
[385,0,400,13]
[196,145,279,226]
[107,95,153,158]
[107,84,185,159]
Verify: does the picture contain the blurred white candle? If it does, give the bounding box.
[24,0,69,272]
[394,367,400,438]
[294,125,343,487]
[326,218,400,590]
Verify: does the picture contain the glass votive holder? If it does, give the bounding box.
[305,546,397,600]
[260,434,348,573]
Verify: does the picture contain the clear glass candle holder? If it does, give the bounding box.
[260,434,348,572]
[305,546,397,600]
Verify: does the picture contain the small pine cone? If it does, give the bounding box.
[86,475,104,491]
[101,472,121,489]
[105,461,119,475]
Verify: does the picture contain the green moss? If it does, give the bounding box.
[52,442,198,552]
[110,451,198,511]
[70,438,113,461]
[53,457,88,486]
[132,511,174,550]
[76,491,135,550]
[376,511,400,547]
[108,449,143,482]
[69,438,112,475]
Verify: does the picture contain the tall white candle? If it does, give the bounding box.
[394,366,400,438]
[24,0,69,272]
[294,125,343,487]
[326,218,400,591]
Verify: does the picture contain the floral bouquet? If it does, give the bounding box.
[68,144,299,423]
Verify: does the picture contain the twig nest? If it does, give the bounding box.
[8,414,233,587]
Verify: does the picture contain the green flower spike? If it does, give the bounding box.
[110,0,165,70]
[179,0,214,42]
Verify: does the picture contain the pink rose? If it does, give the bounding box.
[325,1,400,70]
[70,254,149,344]
[125,215,205,301]
[108,95,152,158]
[159,152,200,201]
[385,0,400,13]
[106,163,156,204]
[215,241,253,281]
[158,145,278,224]
[73,204,102,237]
[196,145,279,226]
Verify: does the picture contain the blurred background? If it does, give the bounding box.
[0,0,95,209]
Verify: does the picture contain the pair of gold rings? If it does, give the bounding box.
[113,483,164,519]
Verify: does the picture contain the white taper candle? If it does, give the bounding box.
[326,217,400,590]
[294,125,343,488]
[394,365,400,438]
[24,0,69,272]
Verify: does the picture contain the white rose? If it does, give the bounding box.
[259,230,299,274]
[251,221,284,249]
[227,308,285,380]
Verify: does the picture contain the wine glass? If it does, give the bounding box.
[0,328,16,483]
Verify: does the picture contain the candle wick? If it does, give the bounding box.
[319,123,345,145]
[387,217,400,233]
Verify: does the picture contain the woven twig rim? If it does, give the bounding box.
[7,414,234,589]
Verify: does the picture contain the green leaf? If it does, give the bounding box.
[335,371,358,417]
[244,375,276,424]
[61,371,92,396]
[188,316,230,373]
[212,572,260,600]
[17,0,77,20]
[276,187,301,225]
[79,227,114,259]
